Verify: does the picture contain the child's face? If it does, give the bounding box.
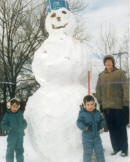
[10,103,19,113]
[84,100,95,112]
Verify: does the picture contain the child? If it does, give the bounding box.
[77,95,105,162]
[1,98,27,162]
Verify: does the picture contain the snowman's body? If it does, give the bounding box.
[25,8,89,162]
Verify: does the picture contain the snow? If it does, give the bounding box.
[0,134,42,162]
[0,129,129,162]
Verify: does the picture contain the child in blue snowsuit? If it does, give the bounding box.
[1,98,27,162]
[77,95,105,162]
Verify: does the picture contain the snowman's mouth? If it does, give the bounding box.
[52,23,68,29]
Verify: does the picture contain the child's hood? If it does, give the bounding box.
[79,105,84,111]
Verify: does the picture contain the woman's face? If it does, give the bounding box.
[105,59,113,72]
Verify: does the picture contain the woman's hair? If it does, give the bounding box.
[83,95,95,105]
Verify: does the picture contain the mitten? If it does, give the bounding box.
[85,123,92,131]
[99,128,104,134]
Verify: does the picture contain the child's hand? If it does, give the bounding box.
[4,128,12,134]
[85,127,89,131]
[99,128,104,134]
[8,127,12,133]
[85,123,92,131]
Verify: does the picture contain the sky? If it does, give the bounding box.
[86,0,128,12]
[84,0,128,37]
[79,0,129,67]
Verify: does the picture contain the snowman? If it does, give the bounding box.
[25,1,90,162]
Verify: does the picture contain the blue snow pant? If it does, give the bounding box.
[82,137,105,162]
[6,133,24,162]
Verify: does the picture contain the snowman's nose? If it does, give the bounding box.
[57,17,61,21]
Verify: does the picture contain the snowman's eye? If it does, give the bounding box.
[62,11,67,14]
[51,13,56,18]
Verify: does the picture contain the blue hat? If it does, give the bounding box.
[47,0,70,13]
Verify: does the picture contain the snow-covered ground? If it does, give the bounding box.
[0,128,129,162]
[0,133,42,162]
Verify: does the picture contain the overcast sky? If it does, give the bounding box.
[73,0,129,72]
[80,0,128,38]
[86,0,127,11]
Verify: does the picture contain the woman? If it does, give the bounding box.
[96,54,129,157]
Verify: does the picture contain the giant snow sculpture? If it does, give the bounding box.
[25,2,89,162]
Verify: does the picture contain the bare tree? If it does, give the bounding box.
[39,0,48,38]
[95,24,117,58]
[92,24,129,75]
[73,16,90,42]
[68,0,88,13]
[0,0,89,103]
[0,0,46,102]
[68,0,89,42]
[116,31,129,74]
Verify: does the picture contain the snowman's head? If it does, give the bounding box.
[46,8,77,36]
